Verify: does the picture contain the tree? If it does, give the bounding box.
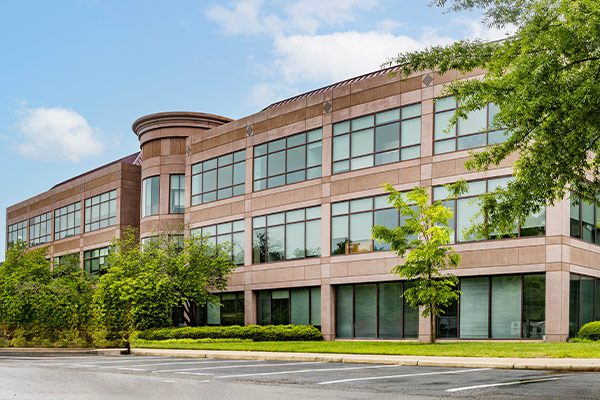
[372,182,466,343]
[388,0,600,234]
[93,229,236,352]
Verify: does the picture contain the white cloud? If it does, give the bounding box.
[206,0,283,36]
[375,19,403,33]
[454,18,517,41]
[271,31,455,84]
[15,107,105,162]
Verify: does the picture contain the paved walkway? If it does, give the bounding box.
[2,347,599,371]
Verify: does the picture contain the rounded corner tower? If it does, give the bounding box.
[132,111,233,239]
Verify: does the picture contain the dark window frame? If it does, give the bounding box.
[331,103,422,174]
[141,175,160,217]
[29,212,51,246]
[169,174,185,214]
[83,246,111,277]
[252,206,321,264]
[433,96,506,155]
[257,287,321,327]
[7,220,27,247]
[84,190,117,232]
[191,149,246,206]
[54,202,81,240]
[190,219,245,265]
[253,129,322,191]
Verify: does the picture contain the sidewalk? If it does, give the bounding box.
[128,348,600,372]
[0,348,121,357]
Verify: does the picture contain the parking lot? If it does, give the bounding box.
[1,355,599,399]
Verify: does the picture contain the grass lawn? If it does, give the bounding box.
[132,339,600,359]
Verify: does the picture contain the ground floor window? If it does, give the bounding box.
[257,287,321,327]
[335,282,418,339]
[184,293,245,326]
[569,274,600,337]
[438,274,545,339]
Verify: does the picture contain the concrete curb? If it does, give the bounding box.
[0,348,122,357]
[129,348,600,372]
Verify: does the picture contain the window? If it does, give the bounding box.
[252,206,321,264]
[28,212,51,246]
[456,274,545,339]
[7,220,27,247]
[569,193,600,244]
[434,97,506,154]
[53,253,80,268]
[169,175,185,214]
[331,194,409,255]
[186,293,245,326]
[84,190,117,232]
[335,282,418,339]
[332,104,421,174]
[258,287,320,327]
[83,247,110,277]
[191,220,245,265]
[142,176,160,217]
[54,202,81,240]
[569,274,600,337]
[433,177,545,243]
[253,129,322,191]
[191,150,245,206]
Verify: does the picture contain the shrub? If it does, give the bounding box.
[138,325,323,342]
[576,321,600,341]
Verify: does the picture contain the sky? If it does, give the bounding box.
[0,0,512,261]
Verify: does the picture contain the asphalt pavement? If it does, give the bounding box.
[1,355,599,399]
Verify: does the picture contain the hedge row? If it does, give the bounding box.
[577,321,600,341]
[138,325,323,342]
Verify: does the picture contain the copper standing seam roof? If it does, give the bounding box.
[50,152,142,190]
[262,66,401,111]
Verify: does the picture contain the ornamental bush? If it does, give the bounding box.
[138,325,323,342]
[576,321,600,341]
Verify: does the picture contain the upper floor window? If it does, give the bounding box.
[191,150,245,206]
[332,104,421,174]
[252,206,321,264]
[142,176,160,217]
[29,212,51,246]
[84,190,117,232]
[7,220,27,247]
[170,175,185,214]
[331,194,407,255]
[434,97,507,154]
[253,129,322,191]
[570,193,600,244]
[55,202,81,240]
[433,177,545,242]
[83,246,110,277]
[191,219,245,265]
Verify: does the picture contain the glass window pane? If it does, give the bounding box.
[331,216,349,255]
[285,222,305,259]
[523,274,545,339]
[310,287,321,326]
[287,133,305,147]
[267,175,285,188]
[331,202,349,216]
[290,289,310,325]
[354,284,377,338]
[286,209,304,223]
[401,118,421,146]
[351,129,374,157]
[376,109,400,124]
[460,277,489,338]
[434,111,454,139]
[333,121,350,136]
[332,160,350,174]
[457,133,486,150]
[350,155,373,170]
[267,226,285,262]
[402,103,421,119]
[352,115,374,131]
[252,228,267,263]
[350,198,372,212]
[203,170,217,192]
[267,212,284,226]
[457,198,482,242]
[435,97,456,111]
[286,146,305,171]
[350,212,372,253]
[375,123,399,153]
[268,138,286,152]
[207,302,221,325]
[306,166,321,179]
[488,129,509,144]
[401,146,420,160]
[333,135,349,161]
[434,139,455,154]
[374,208,398,251]
[375,150,399,166]
[306,206,321,219]
[336,286,353,338]
[255,144,267,157]
[267,152,285,176]
[306,142,321,167]
[233,162,245,185]
[581,276,595,327]
[258,291,271,325]
[379,283,402,338]
[254,156,267,180]
[491,275,522,338]
[458,108,487,135]
[305,220,321,257]
[218,165,233,187]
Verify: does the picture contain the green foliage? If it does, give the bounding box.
[372,183,465,342]
[93,228,236,349]
[390,0,600,235]
[0,241,95,345]
[138,325,323,342]
[576,321,600,341]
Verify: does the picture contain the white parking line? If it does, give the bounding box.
[216,364,402,379]
[171,361,322,375]
[446,376,562,392]
[100,359,256,369]
[317,368,493,385]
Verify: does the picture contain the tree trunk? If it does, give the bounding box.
[430,304,436,344]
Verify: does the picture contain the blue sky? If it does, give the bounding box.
[0,0,509,260]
